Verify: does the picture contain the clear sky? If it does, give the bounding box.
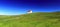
[0,0,60,15]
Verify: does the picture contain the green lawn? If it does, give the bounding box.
[0,12,60,27]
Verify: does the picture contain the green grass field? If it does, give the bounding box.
[0,12,60,27]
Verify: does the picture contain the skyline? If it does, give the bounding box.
[0,0,60,15]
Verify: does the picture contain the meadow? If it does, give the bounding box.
[0,11,60,27]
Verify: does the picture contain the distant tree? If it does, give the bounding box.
[27,10,32,14]
[52,11,60,15]
[55,11,60,13]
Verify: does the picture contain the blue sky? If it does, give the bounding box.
[0,0,60,15]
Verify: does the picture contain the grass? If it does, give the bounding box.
[0,12,60,27]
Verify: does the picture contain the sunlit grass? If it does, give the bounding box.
[0,12,60,27]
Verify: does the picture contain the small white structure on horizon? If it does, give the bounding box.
[27,10,32,14]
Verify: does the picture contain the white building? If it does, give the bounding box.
[27,10,32,14]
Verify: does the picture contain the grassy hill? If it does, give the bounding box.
[0,12,60,27]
